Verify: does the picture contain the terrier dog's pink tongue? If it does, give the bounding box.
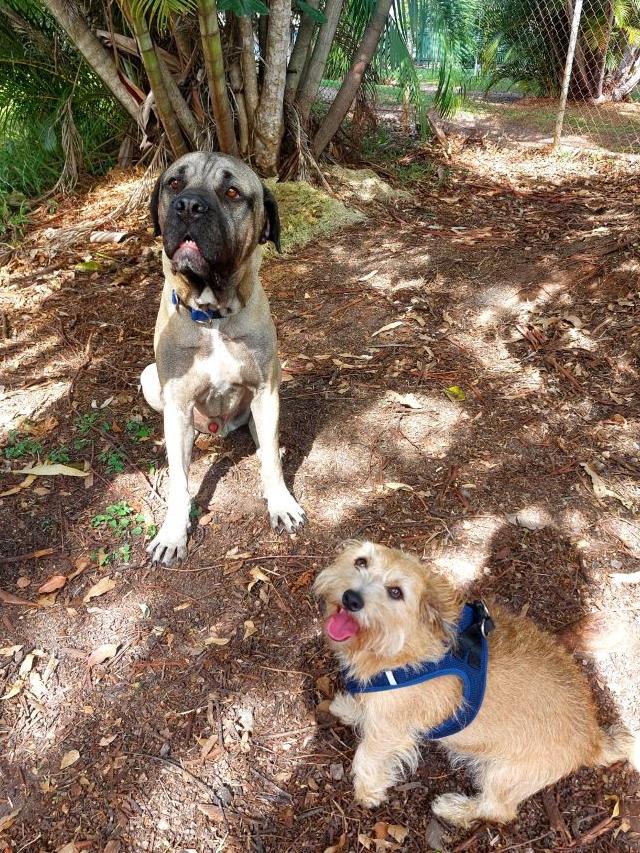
[326,609,360,642]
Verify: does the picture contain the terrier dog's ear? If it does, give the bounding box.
[419,573,460,640]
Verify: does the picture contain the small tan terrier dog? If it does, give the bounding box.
[313,541,639,826]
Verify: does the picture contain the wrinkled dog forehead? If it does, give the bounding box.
[164,151,263,196]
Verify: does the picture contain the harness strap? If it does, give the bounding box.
[171,289,222,323]
[343,601,494,740]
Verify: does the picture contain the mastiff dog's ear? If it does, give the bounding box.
[150,172,163,237]
[260,185,281,253]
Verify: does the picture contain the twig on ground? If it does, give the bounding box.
[542,787,571,843]
[557,814,617,849]
[0,547,55,564]
[68,330,95,405]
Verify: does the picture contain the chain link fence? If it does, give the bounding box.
[473,0,640,156]
[315,0,640,157]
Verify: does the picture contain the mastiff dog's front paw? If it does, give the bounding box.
[266,489,306,533]
[147,521,189,566]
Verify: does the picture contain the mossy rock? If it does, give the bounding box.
[264,178,365,257]
[324,165,409,203]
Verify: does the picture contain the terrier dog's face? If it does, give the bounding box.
[313,541,461,667]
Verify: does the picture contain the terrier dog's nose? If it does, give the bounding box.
[342,589,364,612]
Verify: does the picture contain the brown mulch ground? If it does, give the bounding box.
[0,138,639,853]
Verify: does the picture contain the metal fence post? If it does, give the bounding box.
[553,0,584,150]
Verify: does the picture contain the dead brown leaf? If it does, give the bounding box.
[68,556,92,580]
[290,569,314,591]
[60,749,80,770]
[87,643,118,667]
[38,574,67,594]
[197,803,225,822]
[0,807,21,832]
[243,619,257,639]
[374,822,390,840]
[387,825,409,843]
[83,576,116,603]
[324,833,348,853]
[1,679,24,700]
[247,566,270,592]
[19,416,58,436]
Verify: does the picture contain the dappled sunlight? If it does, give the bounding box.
[434,514,505,584]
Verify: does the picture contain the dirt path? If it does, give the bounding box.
[1,144,639,852]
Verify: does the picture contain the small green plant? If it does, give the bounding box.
[74,412,109,435]
[91,501,149,537]
[98,450,125,474]
[48,446,70,464]
[40,517,54,533]
[125,419,153,442]
[4,432,43,459]
[91,502,152,565]
[0,199,31,240]
[117,543,132,563]
[73,437,92,451]
[189,503,202,523]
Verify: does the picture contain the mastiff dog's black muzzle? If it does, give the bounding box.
[164,189,235,289]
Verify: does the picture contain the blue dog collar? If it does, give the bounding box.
[171,289,222,323]
[343,601,494,740]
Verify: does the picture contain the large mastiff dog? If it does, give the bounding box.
[141,152,306,566]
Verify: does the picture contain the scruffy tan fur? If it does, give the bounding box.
[313,541,639,826]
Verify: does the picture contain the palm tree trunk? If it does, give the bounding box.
[126,3,188,157]
[295,0,343,124]
[228,57,250,155]
[284,0,320,104]
[237,15,259,136]
[157,54,201,146]
[42,0,142,127]
[253,0,292,174]
[594,0,615,100]
[611,49,640,99]
[312,0,393,157]
[197,0,238,155]
[258,14,268,86]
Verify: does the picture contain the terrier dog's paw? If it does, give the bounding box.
[431,793,477,827]
[266,489,306,533]
[354,781,386,809]
[146,521,189,566]
[329,693,360,726]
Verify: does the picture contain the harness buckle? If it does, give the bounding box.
[472,600,495,638]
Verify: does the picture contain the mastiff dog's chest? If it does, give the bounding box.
[192,330,264,418]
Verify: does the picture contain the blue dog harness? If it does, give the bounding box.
[343,601,495,740]
[172,289,222,324]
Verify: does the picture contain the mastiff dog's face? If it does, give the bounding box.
[150,152,281,295]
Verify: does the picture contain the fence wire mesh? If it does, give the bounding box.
[481,0,640,155]
[314,0,640,157]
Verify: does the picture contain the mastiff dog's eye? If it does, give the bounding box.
[225,187,241,200]
[168,178,184,192]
